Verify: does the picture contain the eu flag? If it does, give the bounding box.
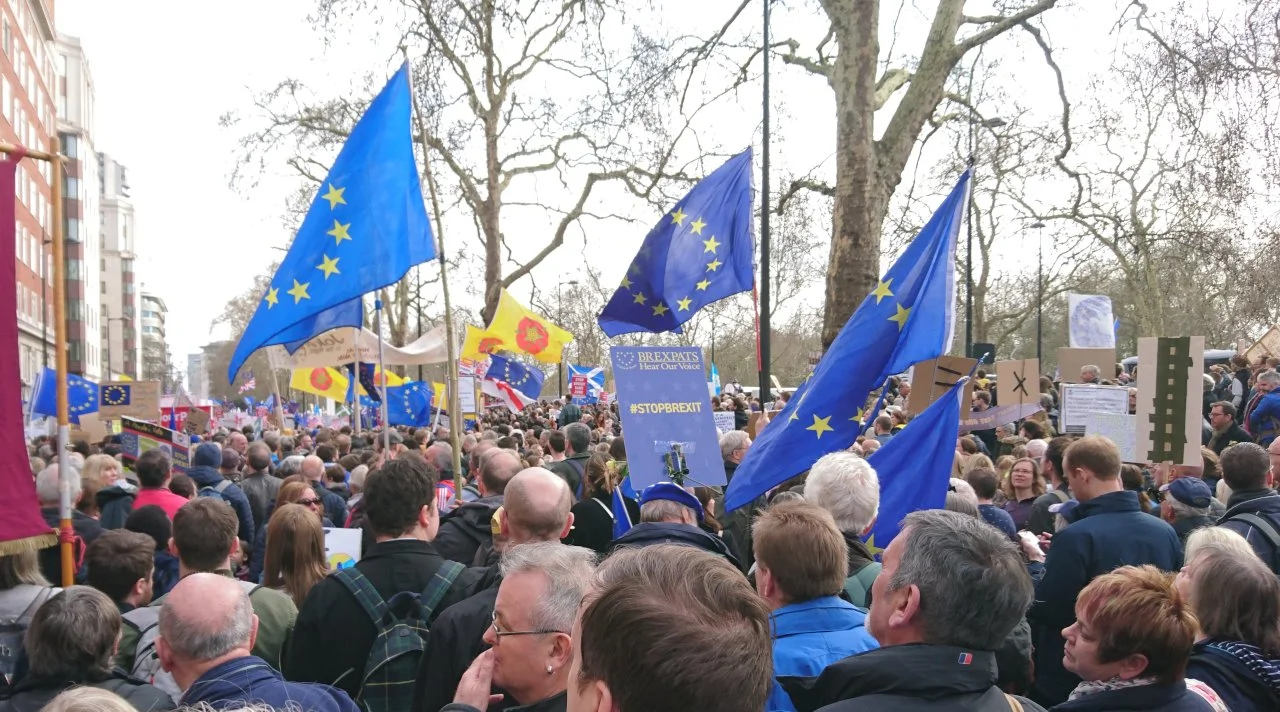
[485,354,545,401]
[30,368,99,424]
[723,170,969,512]
[597,150,754,336]
[387,381,433,427]
[864,381,965,553]
[226,63,436,382]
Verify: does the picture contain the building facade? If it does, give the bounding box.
[140,290,171,387]
[56,33,101,380]
[186,352,206,403]
[99,151,139,379]
[2,0,58,396]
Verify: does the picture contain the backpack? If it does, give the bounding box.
[842,560,881,609]
[1223,512,1280,574]
[333,562,464,712]
[126,582,264,703]
[0,586,54,688]
[198,478,233,503]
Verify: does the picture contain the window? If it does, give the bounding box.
[3,19,10,57]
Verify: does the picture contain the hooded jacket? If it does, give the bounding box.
[608,521,740,568]
[1049,681,1215,712]
[1248,390,1280,446]
[96,480,138,530]
[433,495,503,566]
[181,655,359,712]
[1186,640,1280,712]
[187,443,255,542]
[0,669,173,712]
[766,596,879,712]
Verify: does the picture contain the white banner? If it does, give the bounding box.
[267,325,451,370]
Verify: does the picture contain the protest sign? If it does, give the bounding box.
[182,408,211,435]
[323,527,361,570]
[996,359,1040,407]
[71,413,109,445]
[457,377,477,414]
[120,416,191,473]
[610,346,725,490]
[959,403,1043,434]
[1068,294,1117,348]
[569,374,589,398]
[1243,325,1280,364]
[1059,384,1129,435]
[713,411,736,434]
[1085,412,1140,463]
[907,356,976,416]
[98,381,161,419]
[1057,347,1116,384]
[1136,336,1205,468]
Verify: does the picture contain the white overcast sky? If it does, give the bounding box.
[57,0,1123,384]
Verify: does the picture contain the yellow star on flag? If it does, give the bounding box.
[806,414,834,439]
[316,255,340,280]
[620,275,633,289]
[865,534,884,558]
[633,292,647,305]
[327,220,351,246]
[671,207,687,225]
[702,235,720,253]
[791,390,810,421]
[287,279,311,304]
[652,303,669,317]
[871,278,894,304]
[690,217,706,234]
[321,184,346,210]
[696,279,711,291]
[850,407,866,422]
[706,259,722,272]
[677,297,692,311]
[889,303,911,330]
[264,287,279,309]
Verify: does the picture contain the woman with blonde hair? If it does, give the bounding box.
[263,504,329,608]
[1002,457,1047,530]
[86,454,137,530]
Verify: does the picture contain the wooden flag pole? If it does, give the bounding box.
[402,48,464,493]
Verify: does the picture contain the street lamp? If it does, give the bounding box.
[964,115,1006,359]
[1031,221,1046,361]
[556,280,579,398]
[105,316,130,380]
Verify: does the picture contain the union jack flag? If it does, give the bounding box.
[239,373,256,393]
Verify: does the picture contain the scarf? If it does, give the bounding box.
[1067,675,1158,701]
[1206,640,1280,698]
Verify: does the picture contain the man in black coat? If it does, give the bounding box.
[283,456,486,702]
[1206,401,1253,456]
[434,448,523,565]
[35,464,102,583]
[414,468,574,712]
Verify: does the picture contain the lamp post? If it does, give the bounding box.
[1031,221,1046,361]
[964,115,1006,358]
[557,280,579,398]
[105,316,129,380]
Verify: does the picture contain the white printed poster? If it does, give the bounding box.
[713,411,736,434]
[1085,412,1140,463]
[1059,384,1129,435]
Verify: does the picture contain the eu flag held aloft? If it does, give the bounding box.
[29,368,98,424]
[597,150,754,337]
[723,170,970,512]
[387,381,433,427]
[485,354,546,402]
[227,63,436,382]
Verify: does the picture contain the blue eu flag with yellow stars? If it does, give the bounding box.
[387,381,433,427]
[597,149,754,336]
[227,62,436,382]
[485,354,545,401]
[101,384,131,406]
[723,170,970,512]
[29,367,99,424]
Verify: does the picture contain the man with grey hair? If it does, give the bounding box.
[1025,438,1048,462]
[549,422,592,498]
[781,510,1042,711]
[1079,364,1101,384]
[719,430,751,483]
[1247,369,1280,446]
[609,483,736,565]
[1157,477,1216,544]
[804,451,881,607]
[157,573,358,711]
[435,448,524,565]
[447,543,595,712]
[35,464,102,584]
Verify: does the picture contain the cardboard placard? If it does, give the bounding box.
[1244,325,1280,365]
[71,413,109,445]
[1135,336,1205,467]
[996,359,1041,407]
[906,356,976,416]
[98,381,162,419]
[1057,347,1117,384]
[182,408,211,435]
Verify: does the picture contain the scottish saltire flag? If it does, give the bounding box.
[864,380,965,552]
[239,372,256,393]
[709,362,721,396]
[387,381,434,427]
[724,170,969,512]
[30,368,98,424]
[567,364,605,404]
[226,63,436,381]
[597,150,754,336]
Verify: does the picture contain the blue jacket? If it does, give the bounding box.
[186,463,256,543]
[766,596,878,711]
[1029,490,1182,707]
[1217,489,1280,573]
[1186,640,1280,712]
[152,550,180,599]
[608,522,739,568]
[1248,390,1280,445]
[181,655,359,712]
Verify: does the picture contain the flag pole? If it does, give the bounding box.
[352,321,362,435]
[757,0,773,408]
[402,47,464,493]
[375,298,391,451]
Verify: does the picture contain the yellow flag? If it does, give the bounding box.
[290,367,349,401]
[431,382,447,410]
[461,324,507,361]
[486,289,574,364]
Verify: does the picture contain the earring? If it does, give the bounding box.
[546,665,554,674]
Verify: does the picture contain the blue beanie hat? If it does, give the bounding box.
[193,442,223,468]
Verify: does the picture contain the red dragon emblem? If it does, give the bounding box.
[310,368,334,391]
[515,317,550,354]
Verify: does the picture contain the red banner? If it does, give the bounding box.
[0,150,55,554]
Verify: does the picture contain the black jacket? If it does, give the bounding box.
[96,483,136,530]
[1206,422,1252,456]
[1186,639,1280,712]
[434,496,503,565]
[310,480,348,532]
[281,539,487,701]
[0,670,173,712]
[779,644,1045,712]
[38,507,102,584]
[239,470,280,532]
[442,691,566,712]
[608,522,739,568]
[1048,682,1214,711]
[414,581,500,712]
[565,493,640,555]
[1172,515,1216,544]
[1218,489,1280,573]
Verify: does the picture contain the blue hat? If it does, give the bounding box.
[639,482,704,522]
[1161,478,1212,509]
[193,442,223,468]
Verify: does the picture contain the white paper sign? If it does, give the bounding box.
[1085,412,1140,463]
[1060,383,1130,435]
[323,527,362,571]
[457,377,477,414]
[713,411,736,434]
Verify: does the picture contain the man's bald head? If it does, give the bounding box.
[300,455,325,482]
[480,448,523,495]
[503,467,572,543]
[159,573,256,662]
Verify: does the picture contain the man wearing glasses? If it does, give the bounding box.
[1206,401,1251,456]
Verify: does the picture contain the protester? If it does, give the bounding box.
[36,687,139,712]
[1003,456,1047,530]
[35,464,102,584]
[83,530,155,614]
[803,451,880,608]
[130,451,193,521]
[123,506,180,599]
[299,455,347,528]
[156,573,358,712]
[238,442,279,530]
[720,429,760,568]
[1027,436,1073,535]
[548,423,591,497]
[435,448,523,565]
[1246,370,1280,445]
[565,453,639,554]
[262,503,328,608]
[967,467,1018,541]
[1216,442,1280,572]
[569,544,772,712]
[249,479,329,584]
[1159,478,1217,544]
[86,454,136,530]
[608,482,737,565]
[0,549,56,687]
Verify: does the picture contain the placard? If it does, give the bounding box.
[98,381,162,419]
[119,416,192,473]
[1085,412,1140,463]
[610,346,725,489]
[1057,347,1117,384]
[1059,383,1130,435]
[182,408,211,435]
[323,527,361,570]
[457,376,477,414]
[1136,336,1204,467]
[71,413,109,445]
[959,403,1043,434]
[713,411,736,434]
[996,359,1040,407]
[569,375,589,398]
[906,356,976,416]
[1244,325,1280,365]
[1068,294,1117,348]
